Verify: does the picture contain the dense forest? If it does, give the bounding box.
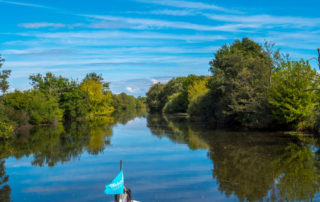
[146,38,320,132]
[0,57,145,139]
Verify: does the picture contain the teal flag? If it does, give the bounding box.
[104,169,124,195]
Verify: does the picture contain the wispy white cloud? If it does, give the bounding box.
[149,9,195,16]
[86,46,220,54]
[19,22,66,29]
[9,67,70,78]
[0,0,81,19]
[3,48,73,56]
[145,9,320,29]
[136,0,237,13]
[83,15,260,32]
[252,31,320,50]
[86,21,133,29]
[204,14,320,28]
[5,55,211,68]
[4,45,219,55]
[6,59,141,68]
[15,30,227,42]
[0,0,50,8]
[18,21,136,29]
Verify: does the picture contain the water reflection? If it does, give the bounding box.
[147,114,210,150]
[147,114,320,201]
[1,120,112,167]
[1,110,146,167]
[2,111,320,201]
[0,109,146,201]
[0,160,10,202]
[272,143,320,201]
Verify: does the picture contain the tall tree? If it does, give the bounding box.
[268,60,319,130]
[0,55,11,94]
[83,72,110,92]
[59,80,88,120]
[208,38,274,128]
[29,72,68,97]
[146,83,165,112]
[80,78,114,119]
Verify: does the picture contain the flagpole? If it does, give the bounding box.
[114,160,132,202]
[115,160,122,202]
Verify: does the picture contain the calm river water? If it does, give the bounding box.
[1,112,320,201]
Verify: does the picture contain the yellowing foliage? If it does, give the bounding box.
[80,80,114,119]
[0,122,14,139]
[187,77,209,102]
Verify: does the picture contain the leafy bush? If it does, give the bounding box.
[80,79,114,119]
[4,90,63,124]
[187,92,215,121]
[268,60,319,130]
[146,83,166,112]
[163,93,186,114]
[0,121,14,139]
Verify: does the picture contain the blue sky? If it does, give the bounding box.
[1,0,319,96]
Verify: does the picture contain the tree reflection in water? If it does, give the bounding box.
[0,108,146,201]
[0,160,10,202]
[272,143,320,201]
[147,114,320,201]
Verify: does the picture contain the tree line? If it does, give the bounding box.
[0,57,145,139]
[146,38,320,132]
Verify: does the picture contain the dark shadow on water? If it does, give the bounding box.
[146,113,320,201]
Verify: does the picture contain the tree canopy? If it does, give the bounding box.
[146,38,320,131]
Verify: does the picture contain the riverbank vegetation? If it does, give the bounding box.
[146,38,320,132]
[0,55,146,139]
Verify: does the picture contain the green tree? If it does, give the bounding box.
[162,77,185,100]
[186,78,211,119]
[29,73,92,120]
[29,72,68,97]
[268,60,319,130]
[163,93,186,113]
[207,38,273,128]
[112,93,137,111]
[4,90,62,124]
[59,81,88,120]
[146,83,165,112]
[83,72,110,92]
[162,75,206,114]
[146,77,186,113]
[0,55,11,95]
[80,79,114,119]
[187,77,209,103]
[0,122,14,139]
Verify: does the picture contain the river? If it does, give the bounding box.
[1,112,320,201]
